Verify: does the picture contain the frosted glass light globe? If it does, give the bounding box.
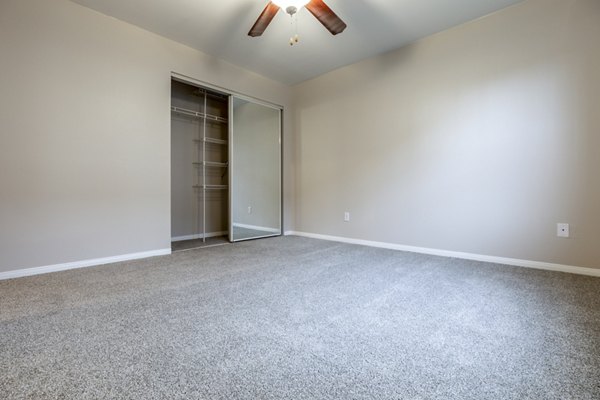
[272,0,309,10]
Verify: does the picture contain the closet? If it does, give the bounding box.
[171,80,229,249]
[170,77,282,251]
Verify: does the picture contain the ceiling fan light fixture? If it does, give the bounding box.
[272,0,309,11]
[248,0,346,38]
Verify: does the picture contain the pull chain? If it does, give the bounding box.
[289,12,299,46]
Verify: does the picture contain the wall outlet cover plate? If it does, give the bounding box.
[557,223,570,238]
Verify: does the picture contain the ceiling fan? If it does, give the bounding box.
[248,0,347,38]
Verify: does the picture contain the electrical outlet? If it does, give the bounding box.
[247,206,252,214]
[344,212,350,222]
[557,223,569,238]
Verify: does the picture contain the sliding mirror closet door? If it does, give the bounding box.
[230,96,281,241]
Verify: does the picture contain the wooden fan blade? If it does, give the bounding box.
[305,0,347,35]
[248,2,280,37]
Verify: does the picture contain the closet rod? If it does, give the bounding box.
[192,88,228,101]
[171,106,228,123]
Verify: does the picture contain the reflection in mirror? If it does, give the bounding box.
[230,97,281,241]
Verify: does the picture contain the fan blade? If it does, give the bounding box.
[248,2,280,37]
[305,0,347,35]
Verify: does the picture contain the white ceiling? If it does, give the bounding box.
[70,0,524,85]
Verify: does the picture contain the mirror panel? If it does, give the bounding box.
[230,96,281,241]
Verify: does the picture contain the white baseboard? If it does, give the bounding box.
[233,223,280,234]
[171,231,228,242]
[5,233,597,281]
[0,248,172,281]
[287,231,600,277]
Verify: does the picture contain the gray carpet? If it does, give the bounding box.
[1,236,599,399]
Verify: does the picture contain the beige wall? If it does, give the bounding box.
[2,0,598,274]
[0,0,293,273]
[293,0,600,269]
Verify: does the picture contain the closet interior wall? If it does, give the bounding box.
[171,80,229,243]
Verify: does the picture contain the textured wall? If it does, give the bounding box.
[293,0,600,269]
